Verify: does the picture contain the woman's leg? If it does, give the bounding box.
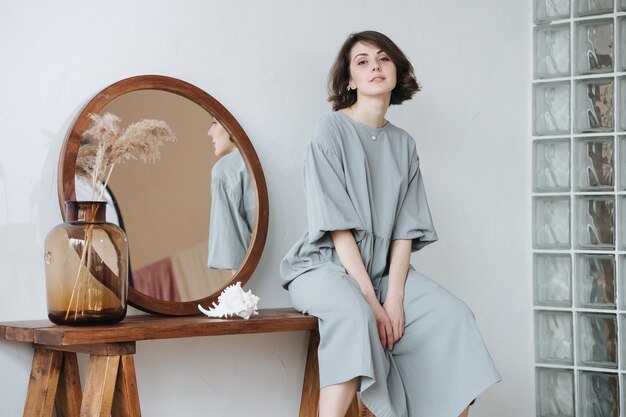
[375,269,501,416]
[288,266,385,415]
[319,377,359,417]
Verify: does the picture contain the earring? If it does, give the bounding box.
[347,83,355,91]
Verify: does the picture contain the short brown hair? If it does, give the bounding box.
[328,31,421,111]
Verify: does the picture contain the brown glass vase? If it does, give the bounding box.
[44,201,128,325]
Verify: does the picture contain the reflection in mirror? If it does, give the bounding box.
[206,120,255,274]
[76,90,255,302]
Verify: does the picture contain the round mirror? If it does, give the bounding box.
[58,75,269,315]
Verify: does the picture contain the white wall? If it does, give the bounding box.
[0,1,532,416]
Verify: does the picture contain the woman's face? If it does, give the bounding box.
[348,41,397,99]
[208,120,236,157]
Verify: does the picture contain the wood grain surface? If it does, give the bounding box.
[1,308,317,346]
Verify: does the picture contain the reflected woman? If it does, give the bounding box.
[280,31,501,416]
[206,119,255,274]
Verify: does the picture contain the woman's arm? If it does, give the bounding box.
[384,239,412,344]
[387,239,411,299]
[330,230,377,304]
[331,230,394,349]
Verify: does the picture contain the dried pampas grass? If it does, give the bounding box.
[66,112,176,320]
[76,112,176,200]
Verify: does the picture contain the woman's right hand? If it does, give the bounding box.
[369,301,395,350]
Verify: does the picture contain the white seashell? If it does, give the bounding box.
[198,282,260,320]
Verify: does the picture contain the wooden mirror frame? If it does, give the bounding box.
[58,75,269,315]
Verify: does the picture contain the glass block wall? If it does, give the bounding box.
[533,1,626,416]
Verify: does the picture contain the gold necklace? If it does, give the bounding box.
[349,106,388,141]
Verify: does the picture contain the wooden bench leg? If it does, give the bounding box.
[111,354,141,417]
[299,330,320,417]
[80,354,120,417]
[55,352,82,417]
[29,342,139,417]
[23,347,63,417]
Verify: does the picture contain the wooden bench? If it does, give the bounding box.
[0,308,362,417]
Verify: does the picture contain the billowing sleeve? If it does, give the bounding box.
[304,140,365,247]
[207,176,251,270]
[392,147,438,251]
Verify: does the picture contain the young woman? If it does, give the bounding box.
[280,31,501,417]
[206,119,255,272]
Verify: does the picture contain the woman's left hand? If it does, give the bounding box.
[382,294,405,348]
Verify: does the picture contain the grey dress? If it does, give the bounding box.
[280,111,501,417]
[207,149,255,270]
